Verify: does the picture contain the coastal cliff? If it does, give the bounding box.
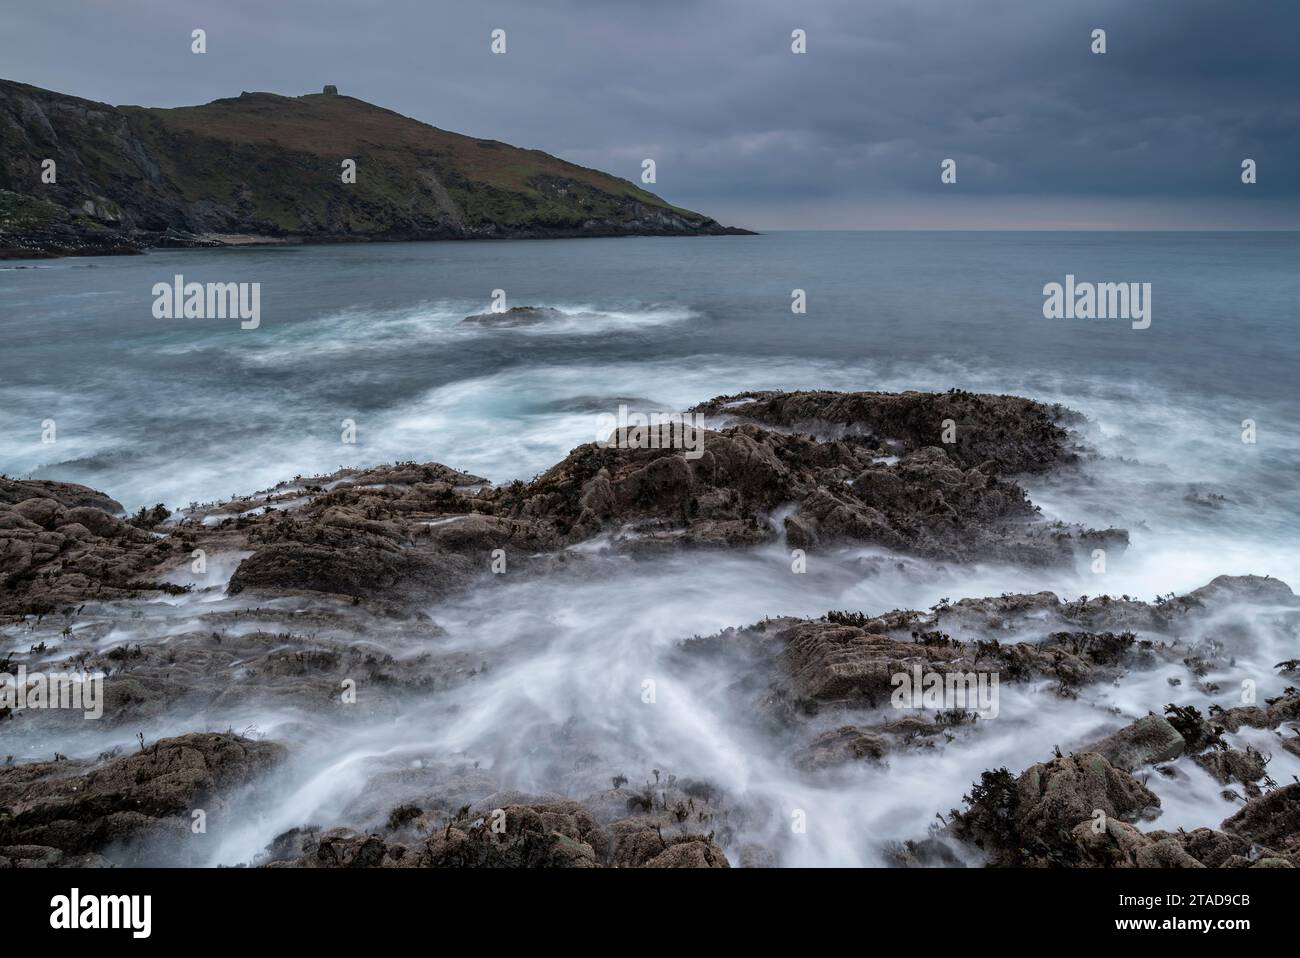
[0,79,749,258]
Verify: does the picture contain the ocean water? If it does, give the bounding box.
[3,231,1299,866]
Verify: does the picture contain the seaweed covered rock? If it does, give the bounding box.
[950,753,1160,866]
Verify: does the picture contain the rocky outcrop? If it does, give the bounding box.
[1081,715,1187,772]
[939,689,1300,868]
[1221,784,1300,855]
[692,389,1080,473]
[494,387,1124,563]
[0,732,284,862]
[0,389,1123,613]
[681,577,1295,787]
[266,799,731,869]
[0,477,171,615]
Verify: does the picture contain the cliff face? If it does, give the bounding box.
[0,80,748,258]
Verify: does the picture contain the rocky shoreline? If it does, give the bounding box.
[2,389,1297,868]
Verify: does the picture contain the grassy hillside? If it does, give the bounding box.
[0,80,744,256]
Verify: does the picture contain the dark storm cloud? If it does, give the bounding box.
[4,0,1297,227]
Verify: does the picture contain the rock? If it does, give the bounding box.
[0,478,123,514]
[642,837,729,868]
[310,829,395,868]
[1015,753,1160,846]
[0,844,113,868]
[607,819,728,867]
[1080,715,1186,772]
[1146,827,1254,868]
[779,622,963,703]
[1194,748,1268,797]
[1216,691,1300,733]
[420,801,608,868]
[793,726,891,770]
[0,485,167,614]
[885,836,966,868]
[1,389,1141,612]
[951,754,1160,866]
[1185,575,1299,606]
[1069,818,1176,868]
[460,306,564,327]
[494,396,1117,564]
[1221,783,1300,851]
[271,797,735,869]
[0,732,285,858]
[691,389,1079,473]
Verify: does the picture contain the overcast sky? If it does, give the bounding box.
[5,0,1298,229]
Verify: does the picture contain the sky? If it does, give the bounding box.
[4,0,1298,229]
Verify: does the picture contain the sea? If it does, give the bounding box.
[2,230,1298,865]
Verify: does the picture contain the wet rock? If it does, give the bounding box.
[0,478,123,514]
[0,732,285,857]
[421,800,607,868]
[0,844,113,868]
[1221,783,1300,852]
[1146,827,1254,868]
[1194,748,1268,798]
[2,389,1140,612]
[496,395,1117,564]
[642,836,729,868]
[951,754,1160,866]
[762,614,1108,717]
[310,828,398,868]
[460,306,564,327]
[607,818,729,868]
[0,486,165,615]
[1015,753,1160,845]
[1216,690,1300,733]
[1186,574,1299,607]
[272,795,737,869]
[884,836,967,868]
[779,622,963,704]
[691,389,1079,473]
[1080,715,1186,772]
[793,726,891,770]
[1069,818,1200,868]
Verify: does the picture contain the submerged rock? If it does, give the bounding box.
[460,306,564,327]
